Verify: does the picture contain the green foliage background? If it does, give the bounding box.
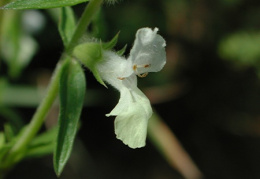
[1,0,260,178]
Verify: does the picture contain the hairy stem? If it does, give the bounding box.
[66,0,103,54]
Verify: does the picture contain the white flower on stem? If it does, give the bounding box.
[96,27,166,148]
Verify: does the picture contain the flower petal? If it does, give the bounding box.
[106,74,151,114]
[112,84,152,148]
[114,104,149,148]
[102,73,152,148]
[96,51,132,89]
[106,85,135,117]
[128,27,166,75]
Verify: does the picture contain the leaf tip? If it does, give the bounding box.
[54,166,62,178]
[101,81,108,88]
[97,77,107,88]
[53,152,66,177]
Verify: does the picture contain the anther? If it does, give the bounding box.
[117,77,125,80]
[138,72,149,78]
[133,64,137,71]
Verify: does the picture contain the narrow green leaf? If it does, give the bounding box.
[117,44,127,56]
[30,127,57,147]
[102,32,120,50]
[54,60,86,176]
[26,142,54,158]
[59,7,76,47]
[73,43,106,87]
[2,0,89,9]
[25,127,57,158]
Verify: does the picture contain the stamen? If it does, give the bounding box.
[133,64,137,71]
[138,72,149,78]
[133,64,150,78]
[117,77,125,80]
[133,64,150,71]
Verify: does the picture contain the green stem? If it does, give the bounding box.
[66,0,103,54]
[2,0,103,170]
[2,59,66,168]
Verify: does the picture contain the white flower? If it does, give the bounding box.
[96,27,166,148]
[121,27,166,78]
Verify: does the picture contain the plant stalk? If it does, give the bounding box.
[2,59,65,169]
[2,0,103,170]
[66,0,103,54]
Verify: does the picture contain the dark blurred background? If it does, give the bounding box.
[4,0,260,178]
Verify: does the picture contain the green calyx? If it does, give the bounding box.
[73,32,127,87]
[73,42,106,87]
